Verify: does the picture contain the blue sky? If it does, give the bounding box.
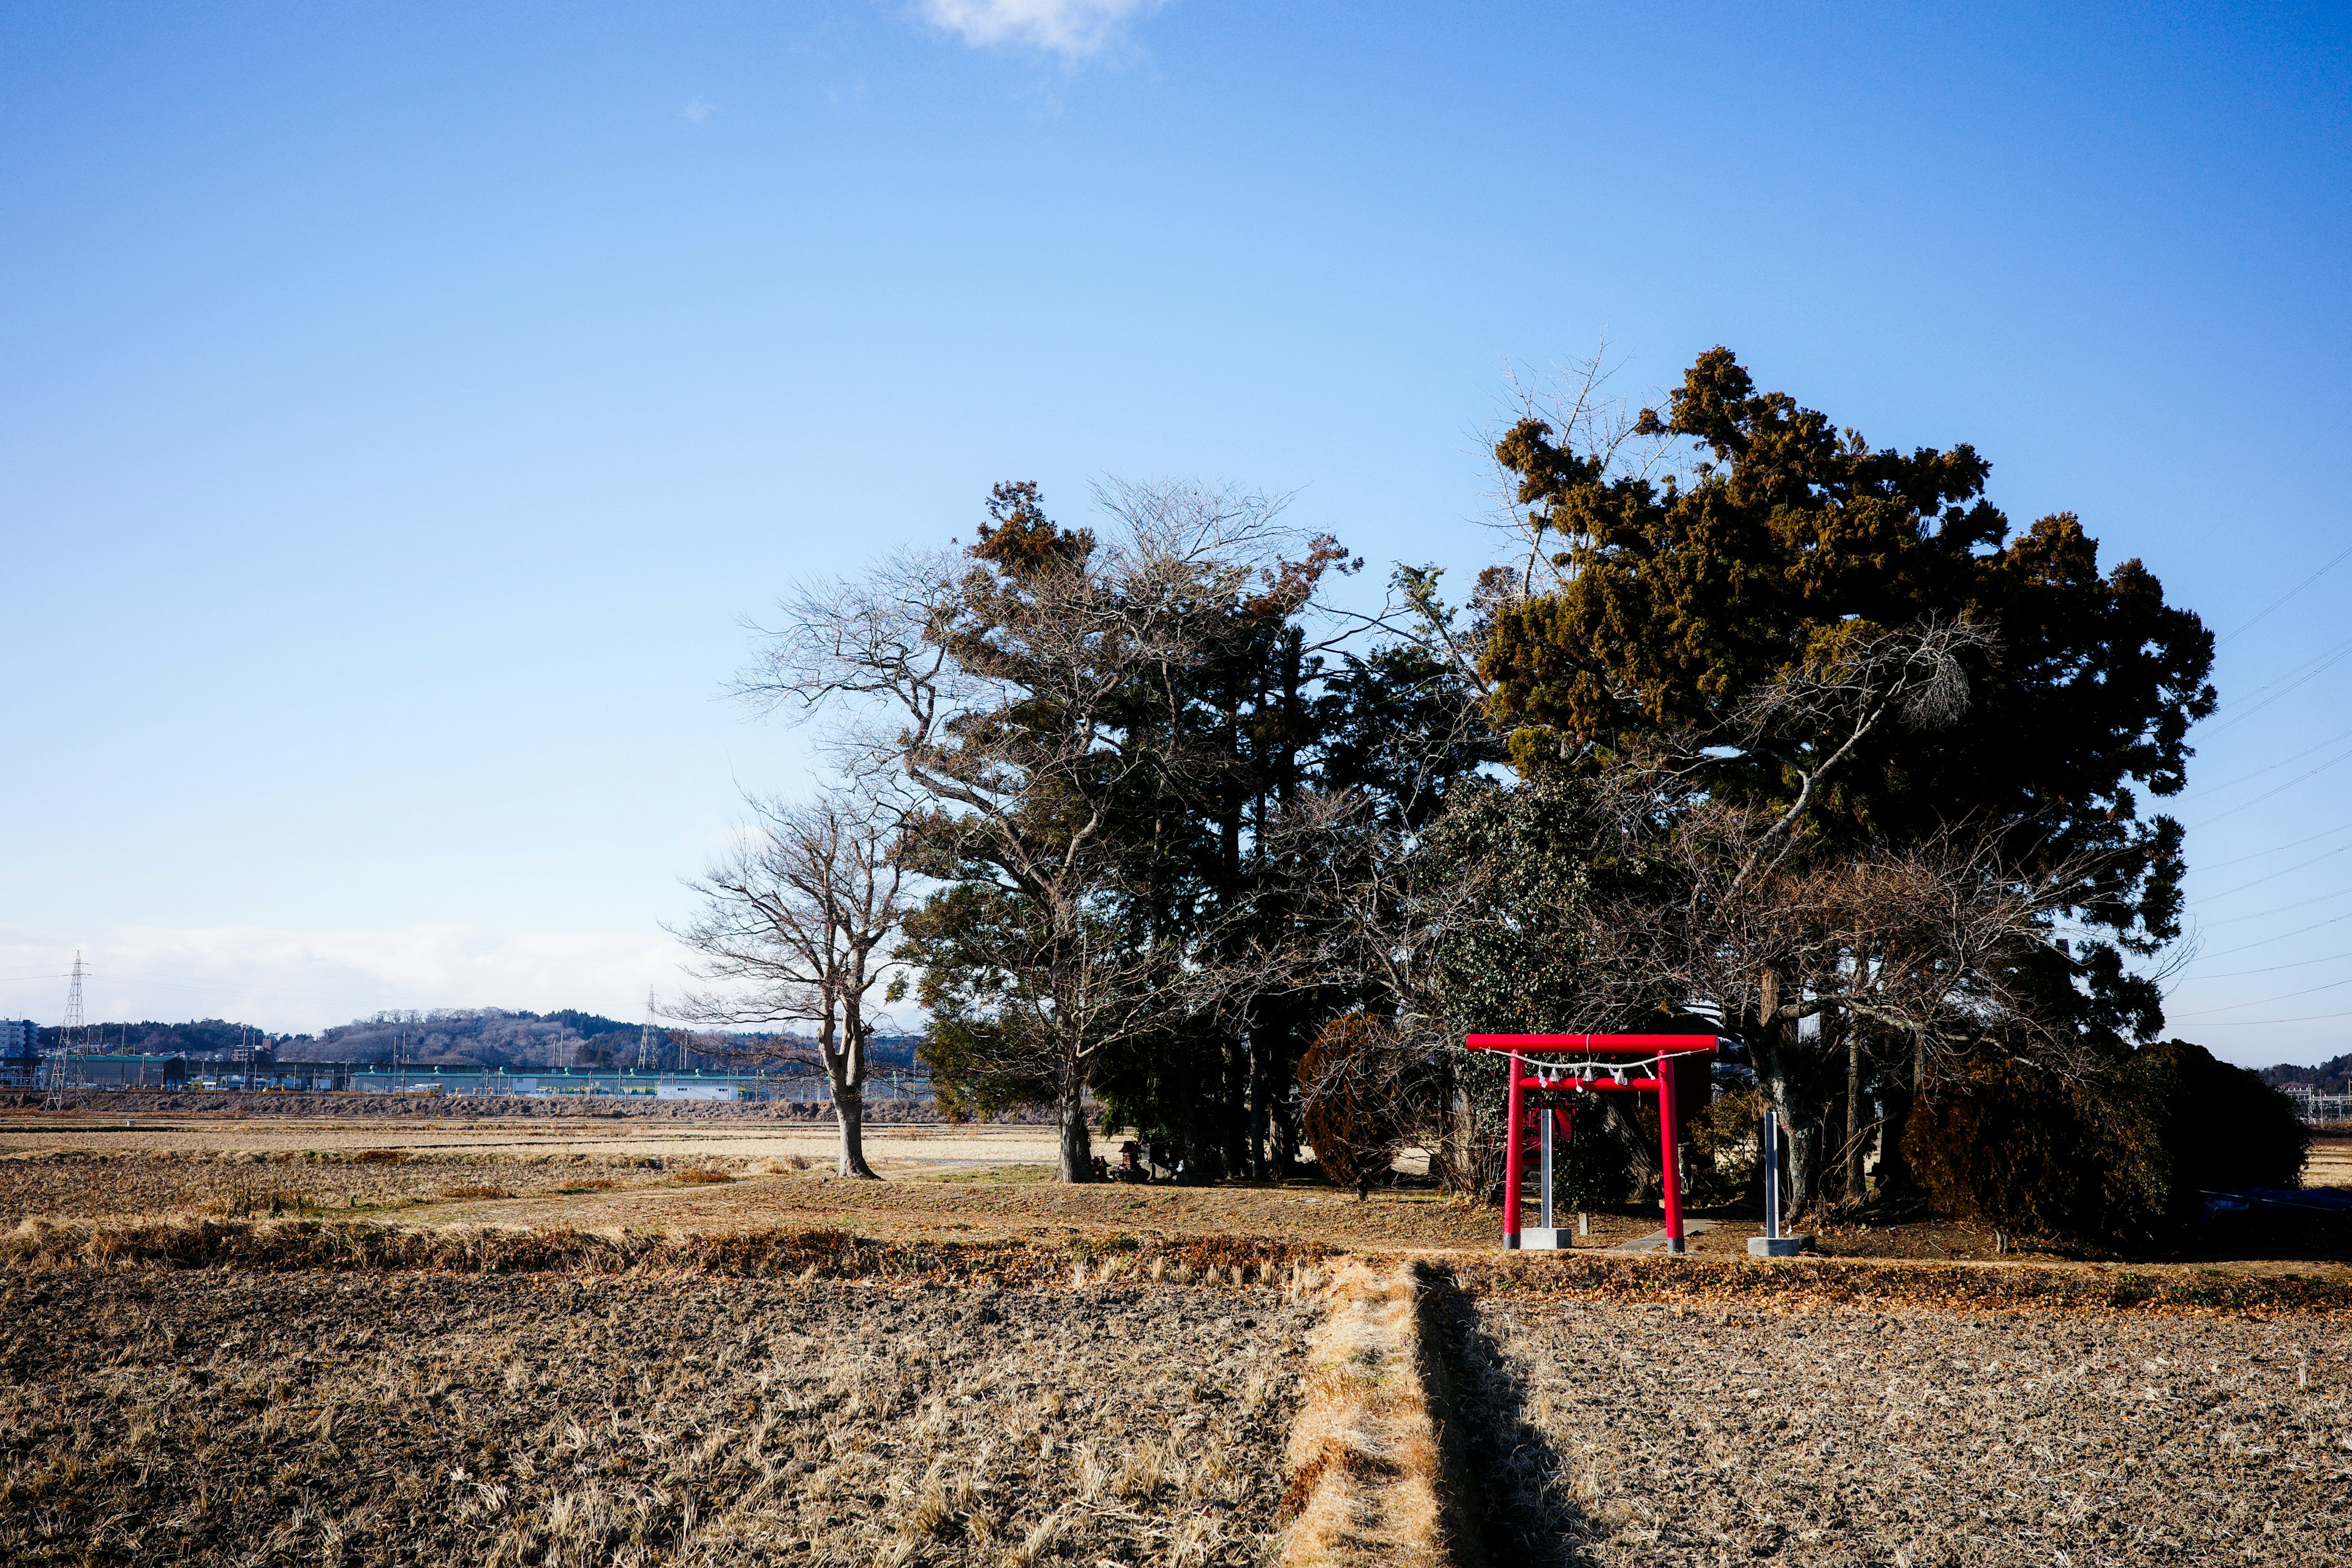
[3,2,2348,1063]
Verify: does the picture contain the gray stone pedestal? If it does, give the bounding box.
[1747,1235,1806,1257]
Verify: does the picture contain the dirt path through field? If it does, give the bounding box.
[1279,1261,1453,1567]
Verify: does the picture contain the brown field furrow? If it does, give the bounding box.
[0,1149,690,1220]
[0,1269,1315,1567]
[0,1113,1076,1168]
[453,1170,1496,1249]
[1,1217,1336,1290]
[1437,1289,2352,1567]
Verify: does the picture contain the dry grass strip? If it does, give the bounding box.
[0,1214,1330,1287]
[1279,1258,1455,1568]
[1442,1250,2352,1316]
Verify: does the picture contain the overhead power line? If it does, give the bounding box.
[2173,975,2352,1019]
[2216,540,2352,647]
[2195,909,2352,959]
[2193,1008,2352,1026]
[2192,817,2352,872]
[2199,884,2352,928]
[2190,842,2352,903]
[2187,725,2352,799]
[2188,740,2352,830]
[2187,946,2352,979]
[2200,631,2352,736]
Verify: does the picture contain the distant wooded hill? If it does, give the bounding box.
[2263,1055,2352,1096]
[33,1009,921,1072]
[34,1018,285,1057]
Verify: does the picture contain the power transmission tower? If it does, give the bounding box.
[638,989,658,1073]
[45,951,85,1109]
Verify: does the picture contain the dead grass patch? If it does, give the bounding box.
[1448,1250,2352,1316]
[0,1268,1313,1566]
[1279,1259,1452,1567]
[0,1215,1334,1291]
[1438,1290,2352,1567]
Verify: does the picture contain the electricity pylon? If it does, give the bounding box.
[44,951,85,1109]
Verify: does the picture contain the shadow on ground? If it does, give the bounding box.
[1422,1266,1596,1568]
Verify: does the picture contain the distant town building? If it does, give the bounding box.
[0,1020,38,1089]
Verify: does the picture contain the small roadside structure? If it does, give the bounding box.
[655,1082,741,1102]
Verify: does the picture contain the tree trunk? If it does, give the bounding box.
[1761,1031,1824,1216]
[1756,971,1807,1212]
[1247,1012,1278,1183]
[1873,1027,1928,1197]
[1057,1065,1093,1183]
[1844,1022,1865,1203]
[827,1011,878,1180]
[1875,1084,1914,1194]
[1788,1120,1820,1218]
[1222,1033,1247,1180]
[834,1084,879,1180]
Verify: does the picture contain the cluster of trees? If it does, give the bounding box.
[312,1008,639,1067]
[2264,1052,2352,1096]
[32,1006,927,1080]
[314,1009,923,1073]
[687,347,2289,1240]
[36,1018,301,1057]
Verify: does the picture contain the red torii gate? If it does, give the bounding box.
[1466,1033,1719,1253]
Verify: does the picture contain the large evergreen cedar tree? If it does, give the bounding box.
[1480,348,2217,1047]
[903,483,1496,1182]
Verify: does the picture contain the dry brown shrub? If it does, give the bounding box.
[352,1149,406,1164]
[673,1168,736,1185]
[1297,1013,1411,1188]
[439,1185,513,1200]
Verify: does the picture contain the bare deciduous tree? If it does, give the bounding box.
[671,790,912,1178]
[734,480,1296,1182]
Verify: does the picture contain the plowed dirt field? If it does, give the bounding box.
[1441,1292,2352,1567]
[0,1269,1311,1567]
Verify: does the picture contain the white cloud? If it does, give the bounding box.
[916,0,1164,59]
[683,97,717,124]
